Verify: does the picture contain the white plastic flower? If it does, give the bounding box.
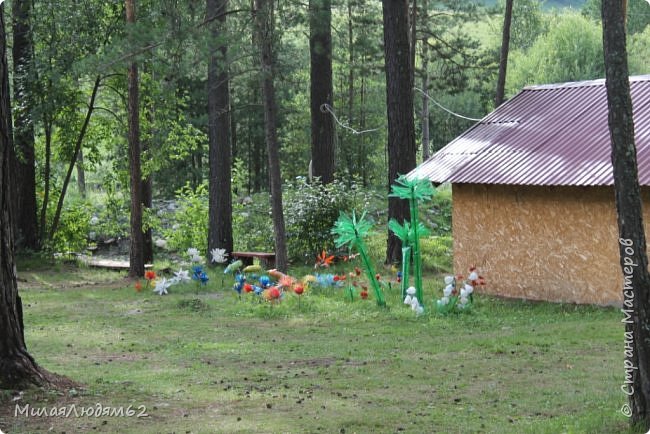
[464,284,474,294]
[211,248,228,264]
[443,285,453,297]
[406,286,416,296]
[468,271,478,281]
[190,255,203,263]
[444,275,454,285]
[153,278,171,295]
[187,247,200,258]
[174,268,191,283]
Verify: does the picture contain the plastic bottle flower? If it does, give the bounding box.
[144,270,157,288]
[134,281,143,292]
[331,211,385,306]
[211,248,228,264]
[314,250,335,268]
[436,267,481,313]
[172,269,190,284]
[187,247,202,263]
[191,265,209,285]
[388,175,435,305]
[153,278,172,296]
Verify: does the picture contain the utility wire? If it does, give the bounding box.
[414,87,483,122]
[320,104,380,135]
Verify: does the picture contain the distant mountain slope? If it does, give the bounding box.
[479,0,586,9]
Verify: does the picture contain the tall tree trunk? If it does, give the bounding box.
[309,0,335,184]
[49,75,101,240]
[602,0,650,428]
[253,0,287,272]
[420,0,429,161]
[76,149,86,198]
[39,120,52,244]
[11,0,39,250]
[0,3,48,389]
[382,0,417,264]
[141,64,154,265]
[495,0,513,108]
[126,0,144,278]
[207,0,234,258]
[141,175,153,263]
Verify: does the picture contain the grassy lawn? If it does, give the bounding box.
[0,259,633,433]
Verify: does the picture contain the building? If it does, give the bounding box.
[410,75,650,305]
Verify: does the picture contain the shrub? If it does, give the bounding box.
[283,177,367,263]
[420,235,453,273]
[50,200,93,254]
[232,194,274,252]
[162,182,209,253]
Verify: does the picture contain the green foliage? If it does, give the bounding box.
[162,182,209,253]
[284,177,364,262]
[232,195,275,252]
[91,171,130,240]
[507,12,604,92]
[49,201,92,254]
[420,235,453,273]
[629,27,650,75]
[495,0,546,51]
[582,0,649,35]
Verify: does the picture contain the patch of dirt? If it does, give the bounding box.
[88,353,145,363]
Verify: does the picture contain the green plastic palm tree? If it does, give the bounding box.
[389,175,436,304]
[332,211,386,307]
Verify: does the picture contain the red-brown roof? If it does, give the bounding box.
[410,75,650,186]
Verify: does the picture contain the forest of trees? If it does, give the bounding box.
[0,0,647,269]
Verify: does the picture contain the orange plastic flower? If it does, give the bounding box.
[315,250,335,268]
[145,270,157,281]
[360,290,369,300]
[294,285,304,295]
[134,281,143,292]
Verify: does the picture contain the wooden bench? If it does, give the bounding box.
[231,251,276,267]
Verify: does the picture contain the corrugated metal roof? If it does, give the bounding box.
[409,75,650,186]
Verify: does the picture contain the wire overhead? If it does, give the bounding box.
[414,87,484,122]
[320,104,381,135]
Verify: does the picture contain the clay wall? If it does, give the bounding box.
[451,184,650,305]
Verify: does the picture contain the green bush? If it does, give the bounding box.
[283,177,368,263]
[232,194,274,252]
[50,201,93,254]
[162,182,209,253]
[420,235,453,273]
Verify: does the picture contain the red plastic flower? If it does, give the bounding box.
[360,290,369,300]
[244,283,253,293]
[294,285,304,295]
[269,287,281,299]
[355,267,362,276]
[145,270,157,281]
